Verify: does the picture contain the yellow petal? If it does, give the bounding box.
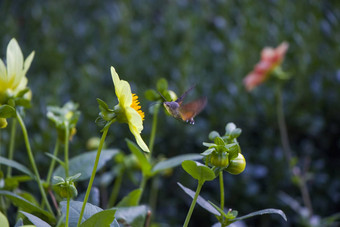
[15,77,28,92]
[0,59,6,86]
[111,66,123,99]
[6,38,24,86]
[111,66,132,105]
[23,51,35,76]
[126,107,143,132]
[129,123,150,152]
[117,80,133,106]
[110,66,120,88]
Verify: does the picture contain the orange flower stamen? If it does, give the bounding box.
[131,94,145,121]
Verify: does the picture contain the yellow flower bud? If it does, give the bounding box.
[225,153,246,175]
[0,118,8,128]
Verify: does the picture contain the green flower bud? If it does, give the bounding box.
[209,131,220,141]
[114,152,125,164]
[208,151,229,168]
[54,181,78,199]
[225,153,246,175]
[86,137,102,150]
[57,127,77,143]
[53,174,80,199]
[0,118,8,128]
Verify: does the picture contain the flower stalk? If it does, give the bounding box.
[16,111,53,214]
[183,181,204,227]
[64,125,70,177]
[107,169,124,207]
[276,86,313,217]
[148,101,161,156]
[219,171,225,211]
[7,118,17,177]
[65,197,70,227]
[46,139,60,184]
[77,122,112,226]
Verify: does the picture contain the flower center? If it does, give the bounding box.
[131,94,145,121]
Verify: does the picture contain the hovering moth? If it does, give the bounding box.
[163,85,207,125]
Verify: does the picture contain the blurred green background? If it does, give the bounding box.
[1,0,340,226]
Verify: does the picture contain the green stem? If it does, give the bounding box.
[107,169,124,208]
[137,174,148,205]
[16,112,53,214]
[183,181,204,227]
[65,197,70,227]
[7,118,17,177]
[276,87,292,164]
[64,125,70,177]
[46,139,60,184]
[219,171,224,211]
[148,102,160,156]
[0,130,2,169]
[77,125,110,226]
[276,87,313,216]
[149,175,159,215]
[146,102,160,213]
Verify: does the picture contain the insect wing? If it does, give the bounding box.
[179,97,207,121]
[176,85,196,105]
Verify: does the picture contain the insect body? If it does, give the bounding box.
[163,86,207,125]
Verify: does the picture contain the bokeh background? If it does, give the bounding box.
[1,0,340,226]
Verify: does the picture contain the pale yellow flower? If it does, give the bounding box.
[111,66,149,152]
[0,38,35,104]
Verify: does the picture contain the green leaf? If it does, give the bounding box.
[14,218,23,227]
[0,190,55,223]
[60,201,103,226]
[0,157,35,178]
[201,148,215,156]
[208,201,230,219]
[144,89,160,101]
[45,153,65,168]
[177,182,219,216]
[156,78,168,92]
[20,211,51,227]
[152,154,202,174]
[53,149,118,181]
[53,176,65,183]
[214,137,225,146]
[233,208,287,222]
[0,211,9,227]
[115,205,149,227]
[96,98,111,113]
[202,142,216,148]
[111,219,120,227]
[80,210,116,227]
[0,105,16,118]
[16,88,30,98]
[66,173,82,182]
[181,160,216,182]
[116,188,142,207]
[14,98,31,108]
[126,139,151,176]
[226,143,240,160]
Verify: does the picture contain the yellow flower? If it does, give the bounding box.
[111,66,150,152]
[0,38,35,104]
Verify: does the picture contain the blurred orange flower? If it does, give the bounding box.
[244,42,289,91]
